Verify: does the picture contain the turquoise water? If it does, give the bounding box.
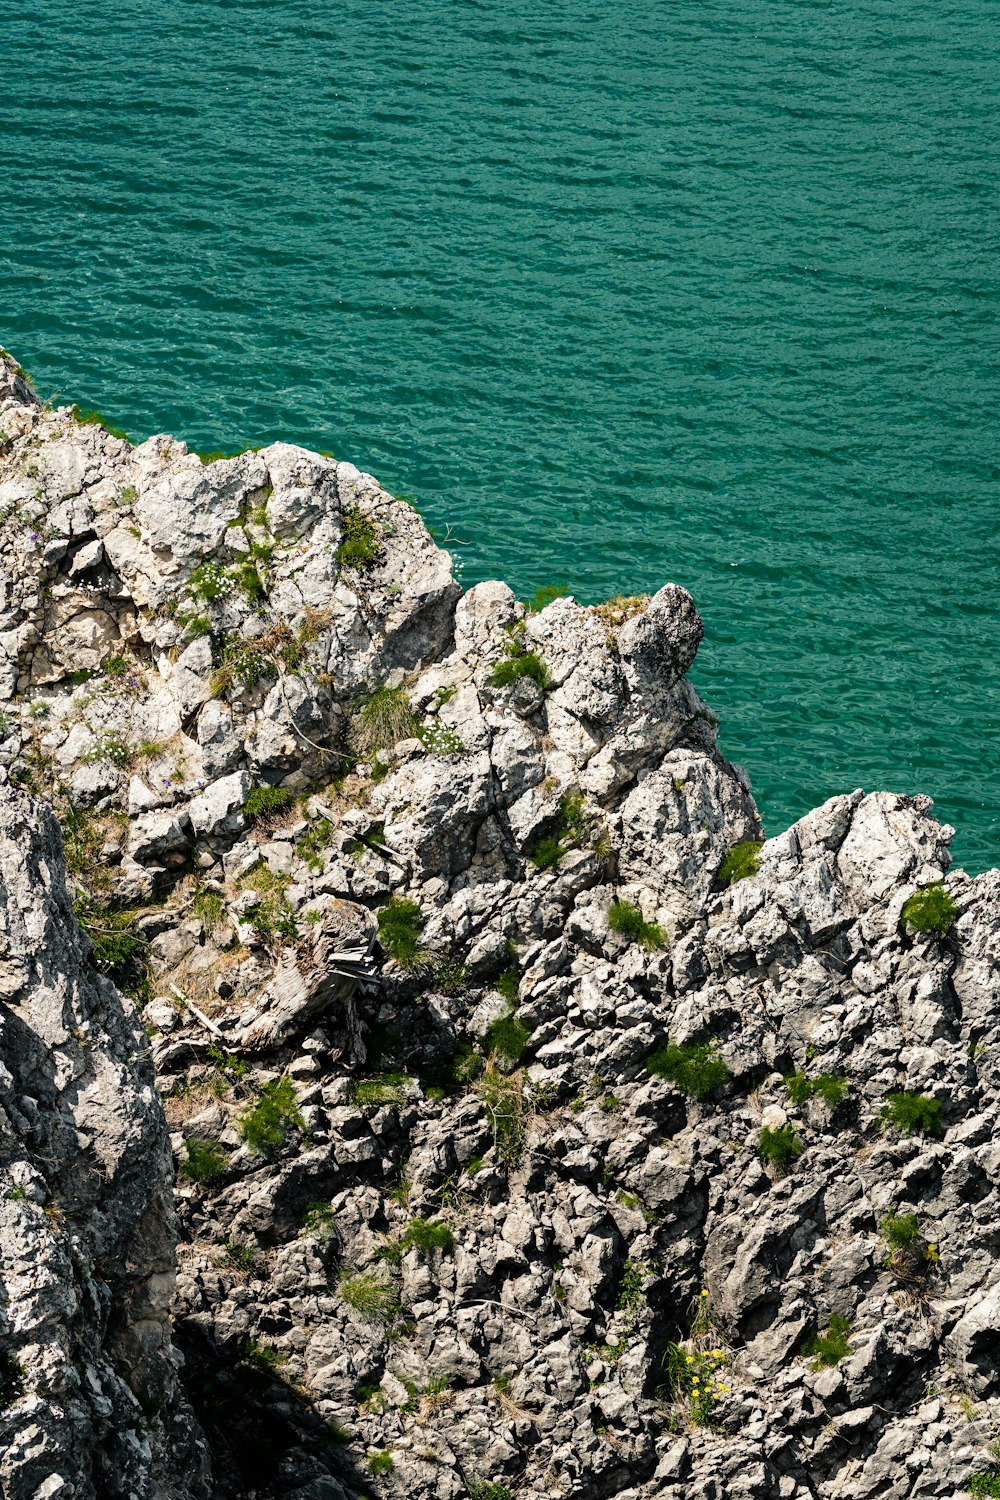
[3,0,998,870]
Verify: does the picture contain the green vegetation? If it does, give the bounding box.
[401,1218,455,1255]
[524,584,568,613]
[493,968,520,1004]
[70,404,129,442]
[222,1237,256,1274]
[489,625,549,689]
[783,1071,849,1109]
[337,1271,402,1324]
[237,1076,305,1156]
[802,1314,852,1368]
[969,1474,1000,1498]
[367,1451,394,1476]
[376,896,431,971]
[351,684,419,756]
[0,1350,26,1409]
[240,1338,287,1375]
[193,887,226,932]
[662,1343,730,1426]
[646,1039,731,1099]
[337,505,381,567]
[481,1010,531,1065]
[718,839,764,884]
[758,1124,803,1176]
[466,1482,513,1500]
[608,898,667,951]
[349,1072,409,1108]
[297,816,333,872]
[243,785,293,822]
[880,1091,942,1137]
[528,790,589,871]
[477,1065,526,1169]
[900,882,958,936]
[879,1213,922,1253]
[299,1201,337,1240]
[73,895,149,1004]
[182,1138,230,1186]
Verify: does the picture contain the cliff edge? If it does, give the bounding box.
[1,349,998,1500]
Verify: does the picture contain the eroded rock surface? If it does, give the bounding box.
[2,349,999,1500]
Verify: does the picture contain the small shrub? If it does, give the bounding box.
[900,882,958,936]
[758,1124,803,1176]
[298,817,333,872]
[802,1314,852,1368]
[718,840,764,884]
[237,1076,305,1156]
[529,835,564,870]
[182,1138,229,1186]
[783,1071,849,1109]
[376,896,428,971]
[241,1338,287,1374]
[222,1237,256,1274]
[489,627,549,689]
[879,1213,922,1253]
[528,790,590,870]
[481,1010,531,1064]
[969,1474,1000,1498]
[244,785,293,823]
[401,1218,455,1255]
[493,968,520,1003]
[351,685,419,756]
[880,1092,942,1137]
[337,505,381,567]
[337,1271,401,1324]
[367,1450,394,1475]
[646,1040,731,1099]
[525,584,568,613]
[193,887,226,931]
[608,899,667,950]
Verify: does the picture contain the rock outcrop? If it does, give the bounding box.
[1,348,999,1500]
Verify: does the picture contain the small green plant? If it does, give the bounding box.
[718,840,764,884]
[367,1451,394,1476]
[297,817,333,872]
[481,1010,531,1065]
[244,785,293,822]
[349,1072,409,1108]
[300,1201,337,1240]
[608,899,667,950]
[783,1071,849,1109]
[528,790,589,870]
[802,1314,852,1368]
[467,1482,514,1500]
[879,1212,922,1253]
[900,882,958,936]
[337,505,381,567]
[401,1218,455,1255]
[969,1474,1000,1498]
[646,1039,731,1099]
[222,1237,256,1274]
[376,896,431,971]
[193,887,226,932]
[477,1066,526,1169]
[493,968,520,1003]
[662,1343,730,1426]
[351,684,419,757]
[241,1338,287,1374]
[337,1271,401,1325]
[758,1124,803,1176]
[182,1138,229,1186]
[880,1092,942,1137]
[237,1076,305,1156]
[524,584,569,613]
[73,896,149,1003]
[489,627,549,689]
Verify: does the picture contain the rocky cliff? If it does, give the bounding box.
[1,347,998,1500]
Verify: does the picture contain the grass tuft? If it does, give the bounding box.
[351,685,419,757]
[608,898,667,950]
[802,1314,852,1368]
[718,839,764,884]
[337,505,381,567]
[900,882,958,936]
[879,1092,942,1137]
[646,1040,730,1099]
[182,1138,230,1187]
[237,1076,305,1156]
[758,1124,803,1176]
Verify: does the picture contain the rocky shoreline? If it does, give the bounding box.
[1,348,998,1500]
